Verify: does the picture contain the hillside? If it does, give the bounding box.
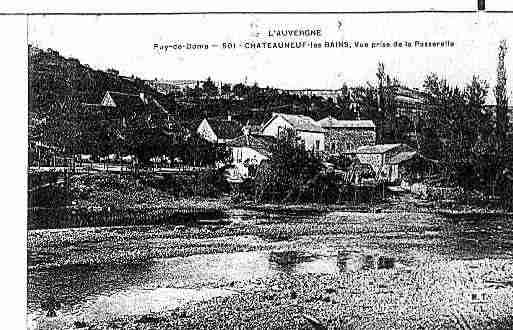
[28,45,176,152]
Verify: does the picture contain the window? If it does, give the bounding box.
[315,140,320,151]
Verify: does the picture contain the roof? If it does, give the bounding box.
[205,118,243,140]
[264,113,325,133]
[388,151,420,164]
[317,116,376,129]
[228,134,276,157]
[104,91,171,117]
[355,144,405,154]
[106,91,145,109]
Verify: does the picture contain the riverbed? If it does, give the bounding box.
[27,209,513,329]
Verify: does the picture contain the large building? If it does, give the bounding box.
[283,88,347,102]
[394,86,429,124]
[317,116,376,155]
[260,113,325,153]
[145,79,203,95]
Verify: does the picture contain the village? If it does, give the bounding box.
[29,77,511,213]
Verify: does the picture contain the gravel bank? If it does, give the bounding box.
[86,259,513,329]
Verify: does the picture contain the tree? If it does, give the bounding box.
[335,83,352,118]
[202,77,219,97]
[254,129,322,202]
[495,40,509,153]
[221,83,232,96]
[420,73,494,187]
[232,83,248,98]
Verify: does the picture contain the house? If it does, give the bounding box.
[228,133,276,177]
[100,91,171,129]
[196,116,243,144]
[317,116,376,154]
[348,143,413,178]
[260,113,325,152]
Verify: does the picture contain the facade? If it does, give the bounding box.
[196,117,243,144]
[145,79,203,95]
[351,143,413,178]
[394,86,429,125]
[260,113,325,152]
[317,116,376,155]
[283,88,347,102]
[228,134,275,177]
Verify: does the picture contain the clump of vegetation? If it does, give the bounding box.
[253,129,323,203]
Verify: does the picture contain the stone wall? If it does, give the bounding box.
[356,154,384,174]
[324,128,376,154]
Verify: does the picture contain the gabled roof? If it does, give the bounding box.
[317,116,375,129]
[102,91,170,116]
[104,91,145,109]
[228,134,276,157]
[205,118,243,140]
[355,144,407,154]
[263,113,325,133]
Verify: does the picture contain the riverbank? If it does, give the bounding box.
[28,171,512,230]
[28,208,513,329]
[28,198,228,230]
[86,258,513,329]
[235,195,513,217]
[28,172,230,229]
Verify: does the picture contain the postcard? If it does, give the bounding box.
[24,4,513,329]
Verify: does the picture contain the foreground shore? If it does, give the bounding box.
[28,206,513,329]
[87,259,513,330]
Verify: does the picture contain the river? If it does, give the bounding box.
[27,209,513,328]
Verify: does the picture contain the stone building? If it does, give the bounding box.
[351,143,413,177]
[317,116,376,155]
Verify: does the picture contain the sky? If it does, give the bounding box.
[28,12,513,103]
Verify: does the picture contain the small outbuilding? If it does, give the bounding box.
[387,150,438,183]
[228,134,276,178]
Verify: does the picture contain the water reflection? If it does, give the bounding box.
[337,252,396,272]
[29,250,400,326]
[267,250,397,273]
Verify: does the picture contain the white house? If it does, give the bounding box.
[260,113,325,152]
[228,134,275,177]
